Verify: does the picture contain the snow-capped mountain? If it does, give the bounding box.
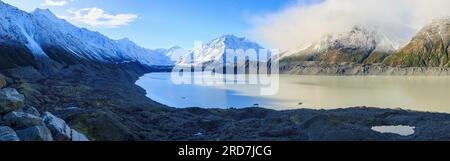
[176,34,265,66]
[114,38,176,66]
[280,26,400,64]
[0,1,174,68]
[316,26,396,52]
[383,17,450,67]
[162,46,184,62]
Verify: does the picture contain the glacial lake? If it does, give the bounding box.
[136,72,450,113]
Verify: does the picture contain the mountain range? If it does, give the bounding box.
[0,1,266,71]
[279,26,397,64]
[383,18,450,67]
[0,1,175,70]
[281,19,450,68]
[175,34,265,67]
[1,0,450,71]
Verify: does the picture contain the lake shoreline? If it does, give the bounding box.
[280,61,450,76]
[3,64,450,141]
[136,72,450,113]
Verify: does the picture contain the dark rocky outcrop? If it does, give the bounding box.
[0,44,38,70]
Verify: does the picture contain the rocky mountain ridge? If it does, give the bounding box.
[280,26,398,64]
[0,1,174,69]
[383,18,450,67]
[281,18,450,74]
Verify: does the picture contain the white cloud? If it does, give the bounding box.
[43,0,74,6]
[61,7,138,28]
[251,0,450,50]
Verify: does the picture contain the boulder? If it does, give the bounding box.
[42,112,71,141]
[71,129,89,141]
[0,88,25,114]
[16,126,54,141]
[3,111,43,129]
[0,74,6,88]
[22,106,40,117]
[0,126,20,141]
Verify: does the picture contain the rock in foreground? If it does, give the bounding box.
[16,126,54,141]
[3,111,43,129]
[0,126,19,141]
[42,112,75,141]
[0,74,6,88]
[71,129,89,141]
[0,87,89,141]
[0,88,25,114]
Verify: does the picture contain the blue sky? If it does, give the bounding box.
[5,0,445,51]
[2,0,321,49]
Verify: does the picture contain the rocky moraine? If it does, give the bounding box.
[0,74,88,141]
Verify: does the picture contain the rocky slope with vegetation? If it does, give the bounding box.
[383,18,450,67]
[0,75,88,141]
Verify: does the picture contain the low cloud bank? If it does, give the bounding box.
[251,0,450,50]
